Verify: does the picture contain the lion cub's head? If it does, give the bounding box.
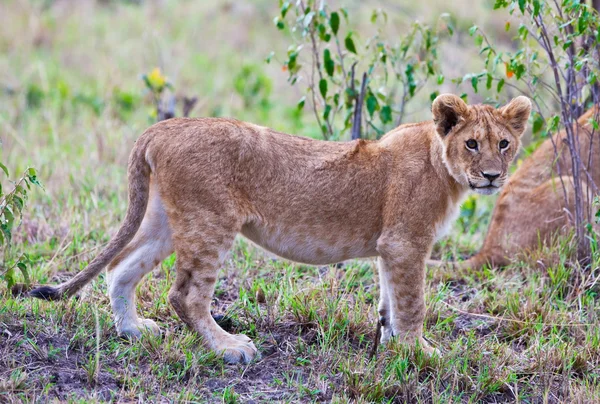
[432,94,532,195]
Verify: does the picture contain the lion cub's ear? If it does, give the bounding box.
[432,94,469,137]
[499,96,532,135]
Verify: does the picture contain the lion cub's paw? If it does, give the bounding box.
[118,318,161,339]
[218,334,259,365]
[379,323,394,345]
[381,332,441,357]
[421,340,441,357]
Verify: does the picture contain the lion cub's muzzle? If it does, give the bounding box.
[469,171,506,195]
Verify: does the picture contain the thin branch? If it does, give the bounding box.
[352,72,368,140]
[440,300,598,328]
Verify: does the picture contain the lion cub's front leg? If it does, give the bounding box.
[376,234,436,354]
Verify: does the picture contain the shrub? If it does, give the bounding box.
[270,0,450,140]
[462,0,600,261]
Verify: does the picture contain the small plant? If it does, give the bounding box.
[0,165,42,291]
[233,64,272,109]
[0,369,28,393]
[142,67,198,122]
[221,386,239,404]
[270,0,449,140]
[142,67,174,121]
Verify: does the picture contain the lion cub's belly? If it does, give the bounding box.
[240,222,378,265]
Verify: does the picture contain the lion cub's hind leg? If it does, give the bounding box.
[167,210,258,365]
[106,187,173,338]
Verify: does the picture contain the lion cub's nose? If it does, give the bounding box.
[482,171,500,182]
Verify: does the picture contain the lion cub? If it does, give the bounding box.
[30,94,531,364]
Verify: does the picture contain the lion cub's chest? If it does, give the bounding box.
[435,193,468,241]
[241,222,378,266]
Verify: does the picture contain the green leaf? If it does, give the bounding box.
[471,76,478,93]
[319,79,328,98]
[366,94,378,118]
[287,51,298,72]
[548,115,560,132]
[440,13,454,35]
[330,12,340,35]
[468,25,478,36]
[17,262,30,285]
[380,105,392,124]
[4,208,14,229]
[4,267,15,290]
[323,104,332,120]
[28,175,41,187]
[303,11,315,28]
[340,7,349,20]
[493,0,508,9]
[333,93,340,107]
[1,222,11,244]
[274,16,284,30]
[297,96,306,110]
[532,113,544,134]
[323,49,334,77]
[533,0,540,16]
[280,1,290,18]
[14,195,23,213]
[518,0,526,14]
[317,24,331,42]
[497,78,505,93]
[0,162,9,177]
[344,34,357,54]
[518,24,528,40]
[486,74,492,90]
[405,64,416,97]
[265,51,274,64]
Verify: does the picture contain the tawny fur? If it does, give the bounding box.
[29,94,531,364]
[429,107,599,270]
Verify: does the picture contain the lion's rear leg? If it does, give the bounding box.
[106,186,173,338]
[167,211,258,364]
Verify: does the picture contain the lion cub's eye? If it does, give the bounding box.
[499,139,509,150]
[466,139,478,150]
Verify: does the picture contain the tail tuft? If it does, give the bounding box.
[29,286,63,301]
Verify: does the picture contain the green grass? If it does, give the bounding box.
[1,0,600,402]
[2,238,600,401]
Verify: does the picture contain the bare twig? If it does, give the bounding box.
[351,72,367,140]
[369,319,382,360]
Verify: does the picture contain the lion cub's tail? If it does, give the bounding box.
[427,252,495,271]
[29,135,153,300]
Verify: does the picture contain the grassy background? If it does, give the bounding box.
[1,0,599,402]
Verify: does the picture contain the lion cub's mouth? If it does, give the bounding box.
[470,182,501,195]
